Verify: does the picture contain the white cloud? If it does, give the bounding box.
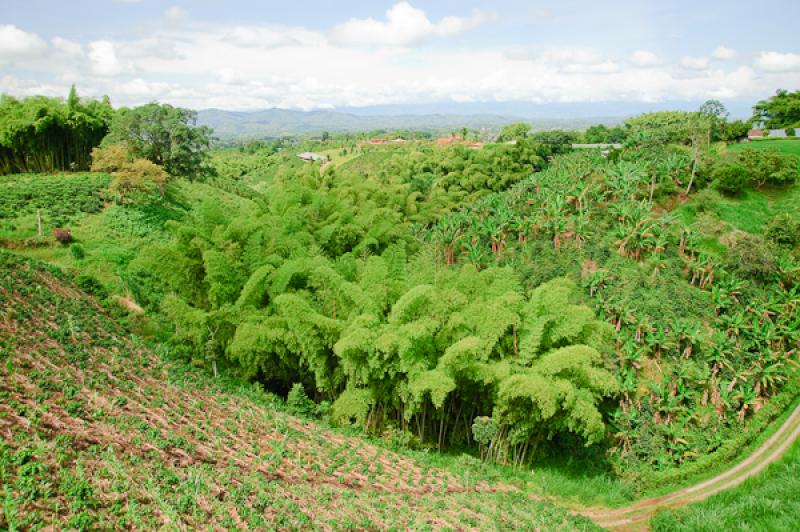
[52,37,83,57]
[680,56,710,70]
[712,46,736,60]
[0,24,47,62]
[506,47,618,74]
[329,2,495,47]
[755,51,800,73]
[631,50,660,67]
[88,41,124,76]
[222,27,300,49]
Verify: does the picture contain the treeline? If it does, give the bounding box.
[0,88,214,184]
[0,87,113,174]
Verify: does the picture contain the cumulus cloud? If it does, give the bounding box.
[88,41,124,76]
[680,56,710,70]
[222,27,301,49]
[506,47,618,74]
[52,37,83,57]
[631,50,660,67]
[712,46,736,60]
[0,24,47,62]
[329,2,495,47]
[755,51,800,73]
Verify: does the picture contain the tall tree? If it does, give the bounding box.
[102,102,214,181]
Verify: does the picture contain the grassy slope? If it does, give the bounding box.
[728,138,800,156]
[650,438,800,531]
[0,251,596,531]
[0,176,258,293]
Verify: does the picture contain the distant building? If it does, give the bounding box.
[768,129,788,138]
[747,129,764,139]
[435,136,458,146]
[390,138,407,143]
[297,152,327,162]
[466,142,484,150]
[368,138,388,145]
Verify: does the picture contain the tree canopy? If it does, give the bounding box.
[753,89,800,129]
[102,102,214,181]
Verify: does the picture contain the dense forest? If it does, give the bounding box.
[2,86,800,529]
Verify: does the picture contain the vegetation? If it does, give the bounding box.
[0,87,112,175]
[0,251,598,530]
[102,103,214,181]
[753,89,800,129]
[2,88,800,527]
[651,438,800,530]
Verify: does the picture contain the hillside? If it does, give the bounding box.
[196,108,608,140]
[0,251,596,530]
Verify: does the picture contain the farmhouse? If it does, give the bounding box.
[297,151,327,162]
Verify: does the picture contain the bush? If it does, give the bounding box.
[286,383,315,417]
[69,243,85,260]
[787,128,796,137]
[765,214,800,248]
[75,274,107,299]
[711,162,749,195]
[53,228,73,244]
[725,234,778,281]
[90,144,130,172]
[109,159,169,204]
[736,148,799,187]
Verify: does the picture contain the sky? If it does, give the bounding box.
[1,0,799,114]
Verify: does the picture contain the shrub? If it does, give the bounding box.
[787,127,796,137]
[286,383,315,417]
[765,214,800,248]
[53,228,73,244]
[736,148,799,187]
[725,234,778,281]
[69,243,85,260]
[109,159,169,204]
[90,143,130,172]
[711,162,749,195]
[75,274,107,299]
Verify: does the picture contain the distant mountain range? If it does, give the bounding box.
[196,99,754,140]
[196,108,620,140]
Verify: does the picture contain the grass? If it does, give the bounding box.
[728,138,800,157]
[0,175,259,293]
[0,251,599,530]
[676,183,800,237]
[650,438,800,531]
[316,147,364,169]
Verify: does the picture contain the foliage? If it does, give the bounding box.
[0,86,112,175]
[752,89,800,129]
[765,213,800,248]
[652,436,800,530]
[711,162,749,195]
[0,173,109,230]
[496,122,531,142]
[725,234,778,281]
[102,102,214,181]
[584,124,627,144]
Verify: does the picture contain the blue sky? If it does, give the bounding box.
[1,1,799,113]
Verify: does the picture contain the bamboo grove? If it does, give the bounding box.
[0,87,113,175]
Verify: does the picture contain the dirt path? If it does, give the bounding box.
[580,400,800,530]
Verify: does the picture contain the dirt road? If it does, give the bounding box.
[580,400,800,530]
